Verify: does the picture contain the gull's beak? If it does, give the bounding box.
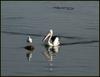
[43,32,50,42]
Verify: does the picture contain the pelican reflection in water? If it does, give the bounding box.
[42,44,60,71]
[43,45,60,61]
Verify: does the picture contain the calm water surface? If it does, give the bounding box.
[1,1,99,76]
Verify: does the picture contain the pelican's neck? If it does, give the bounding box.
[48,32,53,46]
[28,36,30,39]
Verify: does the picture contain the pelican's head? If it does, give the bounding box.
[28,36,30,38]
[49,29,53,34]
[43,29,53,42]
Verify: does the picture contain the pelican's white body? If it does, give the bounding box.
[43,29,60,46]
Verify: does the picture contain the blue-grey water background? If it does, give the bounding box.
[1,1,99,76]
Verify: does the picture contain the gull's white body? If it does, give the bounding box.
[27,36,32,43]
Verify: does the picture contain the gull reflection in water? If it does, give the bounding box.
[42,45,60,71]
[24,45,35,62]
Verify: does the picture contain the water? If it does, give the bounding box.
[1,1,99,76]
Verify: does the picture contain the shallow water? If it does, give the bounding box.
[1,1,99,76]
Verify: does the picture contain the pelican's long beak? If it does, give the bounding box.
[43,32,50,42]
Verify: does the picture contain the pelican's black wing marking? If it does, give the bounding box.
[51,36,57,43]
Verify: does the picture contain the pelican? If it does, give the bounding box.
[27,36,32,43]
[43,29,60,46]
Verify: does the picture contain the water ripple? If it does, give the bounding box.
[52,6,74,10]
[61,40,99,46]
[2,31,43,37]
[4,17,24,20]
